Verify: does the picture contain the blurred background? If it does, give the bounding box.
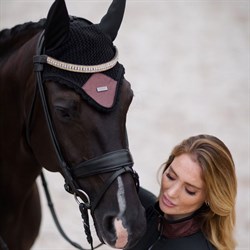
[1,0,249,249]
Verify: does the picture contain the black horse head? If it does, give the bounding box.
[30,0,146,249]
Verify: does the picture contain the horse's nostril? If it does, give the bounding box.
[103,216,115,235]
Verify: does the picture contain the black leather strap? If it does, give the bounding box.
[33,32,79,195]
[72,149,133,178]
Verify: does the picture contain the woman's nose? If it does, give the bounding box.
[167,183,181,198]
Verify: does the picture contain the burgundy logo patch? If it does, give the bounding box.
[82,73,117,108]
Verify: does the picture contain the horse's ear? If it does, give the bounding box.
[98,0,126,41]
[44,0,70,50]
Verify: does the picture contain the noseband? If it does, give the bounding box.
[30,32,139,249]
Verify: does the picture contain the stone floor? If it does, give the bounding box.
[1,0,249,249]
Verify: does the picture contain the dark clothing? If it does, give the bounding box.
[128,188,216,250]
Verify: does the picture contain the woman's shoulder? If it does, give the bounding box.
[152,231,216,250]
[138,187,162,224]
[138,187,158,210]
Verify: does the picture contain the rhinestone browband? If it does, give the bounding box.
[44,47,118,73]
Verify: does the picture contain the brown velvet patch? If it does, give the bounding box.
[82,73,117,108]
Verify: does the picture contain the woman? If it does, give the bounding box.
[129,134,237,250]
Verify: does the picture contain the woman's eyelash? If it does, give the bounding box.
[166,173,175,180]
[185,189,196,196]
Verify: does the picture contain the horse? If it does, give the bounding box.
[0,0,146,249]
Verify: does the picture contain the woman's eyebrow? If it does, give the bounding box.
[185,183,202,190]
[168,166,177,176]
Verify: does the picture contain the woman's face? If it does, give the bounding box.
[159,153,206,220]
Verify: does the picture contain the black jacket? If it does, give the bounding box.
[128,188,216,250]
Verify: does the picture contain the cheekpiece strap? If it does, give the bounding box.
[33,55,47,72]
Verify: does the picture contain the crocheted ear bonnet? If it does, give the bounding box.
[42,0,126,111]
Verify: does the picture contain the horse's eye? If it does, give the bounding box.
[55,106,73,120]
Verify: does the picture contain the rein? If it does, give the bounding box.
[40,170,103,250]
[0,172,102,250]
[27,31,139,249]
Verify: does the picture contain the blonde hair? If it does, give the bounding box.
[162,134,237,250]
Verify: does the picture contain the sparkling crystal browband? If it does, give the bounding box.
[45,47,118,73]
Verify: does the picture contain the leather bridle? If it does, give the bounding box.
[30,32,139,249]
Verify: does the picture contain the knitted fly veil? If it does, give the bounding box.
[42,0,126,111]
